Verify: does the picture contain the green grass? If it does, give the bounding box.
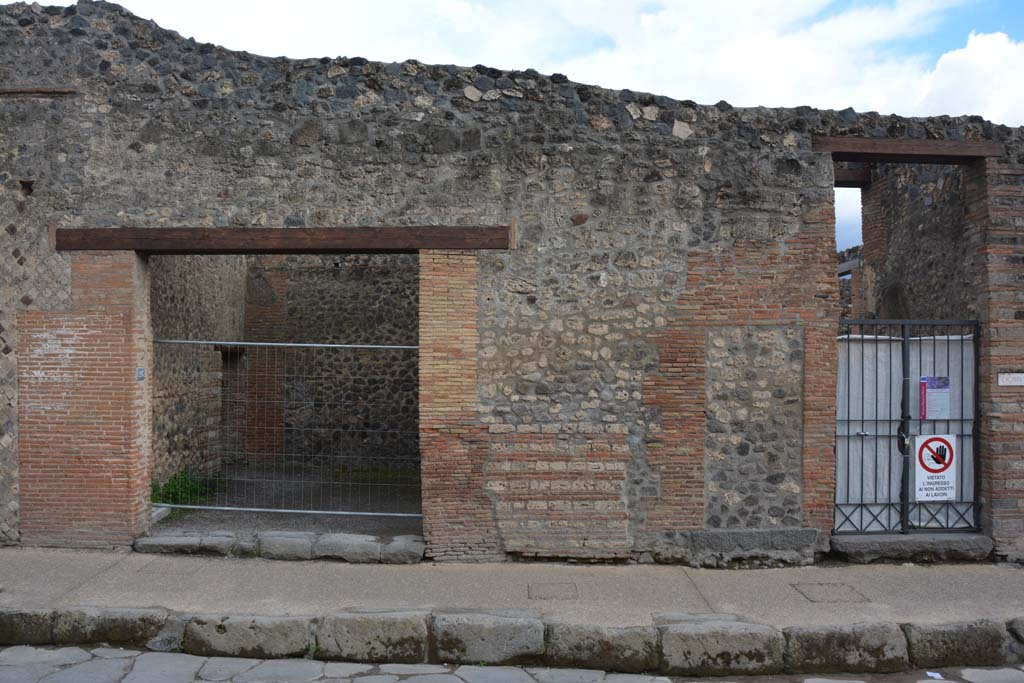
[151,471,213,506]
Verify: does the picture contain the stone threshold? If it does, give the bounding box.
[830,532,994,563]
[134,531,425,563]
[1,606,1023,677]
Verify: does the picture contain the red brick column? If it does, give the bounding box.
[976,158,1024,560]
[243,256,287,462]
[418,250,502,560]
[17,251,152,546]
[859,173,893,316]
[800,205,841,541]
[847,265,867,318]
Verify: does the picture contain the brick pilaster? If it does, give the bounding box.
[17,251,152,546]
[858,172,893,316]
[977,158,1024,559]
[418,250,502,560]
[243,256,287,462]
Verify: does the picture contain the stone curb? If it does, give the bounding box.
[1,606,1022,675]
[133,531,426,564]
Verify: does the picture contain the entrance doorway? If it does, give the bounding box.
[148,252,422,539]
[834,319,979,533]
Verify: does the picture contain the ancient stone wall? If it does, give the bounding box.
[837,245,863,318]
[150,256,248,484]
[704,327,804,530]
[860,164,984,319]
[2,0,1021,559]
[244,255,418,465]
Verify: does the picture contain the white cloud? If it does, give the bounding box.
[912,31,1024,125]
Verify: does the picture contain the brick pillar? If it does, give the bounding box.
[801,204,841,541]
[859,173,892,316]
[244,256,287,462]
[848,266,866,317]
[976,158,1024,560]
[17,251,152,546]
[418,250,502,561]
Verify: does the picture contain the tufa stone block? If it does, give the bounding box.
[258,532,316,560]
[381,535,425,564]
[543,622,658,672]
[53,607,168,647]
[659,619,785,676]
[0,608,54,645]
[431,611,544,665]
[903,620,1010,668]
[314,533,381,563]
[182,615,312,658]
[784,622,909,673]
[317,610,428,663]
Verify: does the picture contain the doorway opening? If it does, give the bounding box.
[148,253,421,540]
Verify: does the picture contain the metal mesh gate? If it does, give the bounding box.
[152,339,421,517]
[834,320,979,533]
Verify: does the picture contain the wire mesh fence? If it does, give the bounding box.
[151,339,421,516]
[834,320,979,534]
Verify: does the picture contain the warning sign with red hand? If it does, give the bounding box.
[914,435,957,501]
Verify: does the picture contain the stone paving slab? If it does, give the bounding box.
[4,645,1024,683]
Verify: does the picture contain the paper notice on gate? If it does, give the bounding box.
[920,376,950,420]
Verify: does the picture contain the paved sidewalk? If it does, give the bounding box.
[2,547,1024,628]
[3,645,1024,683]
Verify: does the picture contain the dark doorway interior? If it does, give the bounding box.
[147,253,421,540]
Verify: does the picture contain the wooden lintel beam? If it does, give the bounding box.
[834,163,871,188]
[0,86,79,97]
[55,226,512,255]
[814,136,1004,164]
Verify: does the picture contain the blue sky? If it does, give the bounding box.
[9,0,1022,249]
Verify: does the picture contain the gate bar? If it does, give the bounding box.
[899,323,911,534]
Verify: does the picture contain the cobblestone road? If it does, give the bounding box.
[4,645,1024,683]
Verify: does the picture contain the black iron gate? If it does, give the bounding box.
[834,320,980,534]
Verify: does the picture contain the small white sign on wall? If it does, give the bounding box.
[998,373,1024,387]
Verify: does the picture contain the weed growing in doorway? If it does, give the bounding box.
[151,471,214,505]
